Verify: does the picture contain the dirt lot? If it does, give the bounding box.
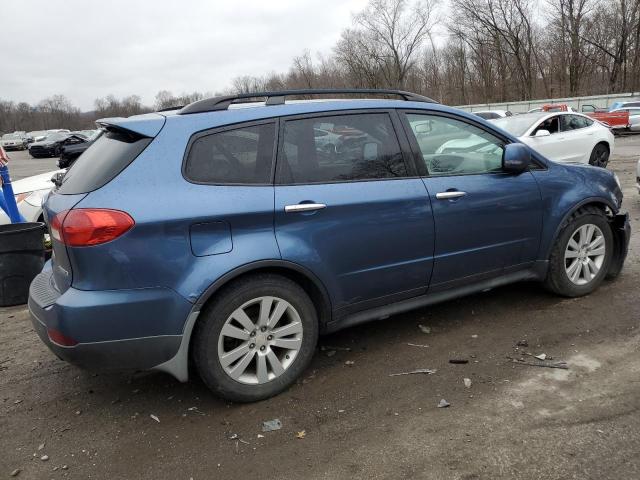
[1,139,639,480]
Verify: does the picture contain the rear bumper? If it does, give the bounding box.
[28,269,191,372]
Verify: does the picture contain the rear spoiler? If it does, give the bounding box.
[96,113,166,138]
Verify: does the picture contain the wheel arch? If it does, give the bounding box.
[153,260,333,383]
[194,260,333,328]
[545,198,614,261]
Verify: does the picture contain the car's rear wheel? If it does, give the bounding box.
[544,207,613,297]
[193,274,318,402]
[588,143,609,168]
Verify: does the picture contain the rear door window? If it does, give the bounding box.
[276,113,407,184]
[59,129,151,194]
[562,114,592,131]
[184,122,276,184]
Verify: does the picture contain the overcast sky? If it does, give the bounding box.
[0,0,369,110]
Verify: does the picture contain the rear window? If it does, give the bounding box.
[184,122,276,184]
[58,129,151,194]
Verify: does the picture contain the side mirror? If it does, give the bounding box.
[502,143,531,174]
[534,129,551,137]
[415,122,431,134]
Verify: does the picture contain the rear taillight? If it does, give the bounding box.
[51,209,134,247]
[47,328,78,347]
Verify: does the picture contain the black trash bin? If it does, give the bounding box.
[0,222,46,307]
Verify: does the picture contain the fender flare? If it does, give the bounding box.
[544,196,617,261]
[192,259,332,315]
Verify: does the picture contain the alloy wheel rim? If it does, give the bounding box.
[564,224,606,285]
[217,296,303,385]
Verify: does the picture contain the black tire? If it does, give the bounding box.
[588,143,609,168]
[193,274,319,402]
[544,206,613,297]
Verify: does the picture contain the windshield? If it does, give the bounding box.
[43,133,67,142]
[490,116,541,136]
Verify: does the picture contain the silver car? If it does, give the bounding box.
[1,133,27,151]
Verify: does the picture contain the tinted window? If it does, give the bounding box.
[59,130,151,194]
[277,113,407,184]
[185,122,276,184]
[406,113,504,176]
[562,114,592,131]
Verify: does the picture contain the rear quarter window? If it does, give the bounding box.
[58,129,151,194]
[183,122,276,185]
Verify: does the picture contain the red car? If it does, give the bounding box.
[543,104,629,130]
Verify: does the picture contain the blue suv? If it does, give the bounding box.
[29,89,631,402]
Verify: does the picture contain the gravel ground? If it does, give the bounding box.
[1,137,639,480]
[3,149,59,181]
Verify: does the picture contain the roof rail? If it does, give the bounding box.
[178,89,437,115]
[157,105,185,112]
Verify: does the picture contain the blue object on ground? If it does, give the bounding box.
[0,165,26,223]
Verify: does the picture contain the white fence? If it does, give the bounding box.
[455,92,640,113]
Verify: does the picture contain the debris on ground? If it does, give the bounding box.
[389,368,436,377]
[418,324,431,334]
[471,334,478,338]
[10,469,20,477]
[257,434,264,438]
[37,443,45,450]
[345,360,355,366]
[534,353,547,360]
[516,339,529,347]
[325,350,337,357]
[40,455,49,461]
[449,359,469,364]
[296,430,306,439]
[463,378,472,388]
[150,414,160,423]
[437,399,450,408]
[320,345,351,352]
[506,356,568,370]
[187,407,205,415]
[262,419,282,432]
[407,343,429,348]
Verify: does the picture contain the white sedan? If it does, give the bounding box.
[490,112,614,167]
[0,169,62,225]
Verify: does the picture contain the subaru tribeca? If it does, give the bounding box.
[29,89,631,402]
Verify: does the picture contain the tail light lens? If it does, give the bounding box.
[47,328,78,347]
[51,209,134,247]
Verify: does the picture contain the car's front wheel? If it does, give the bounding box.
[544,207,613,297]
[193,274,318,402]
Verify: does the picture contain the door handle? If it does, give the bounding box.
[435,191,467,200]
[284,203,327,213]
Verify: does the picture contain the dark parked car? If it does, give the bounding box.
[29,89,630,403]
[29,132,88,158]
[58,131,102,168]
